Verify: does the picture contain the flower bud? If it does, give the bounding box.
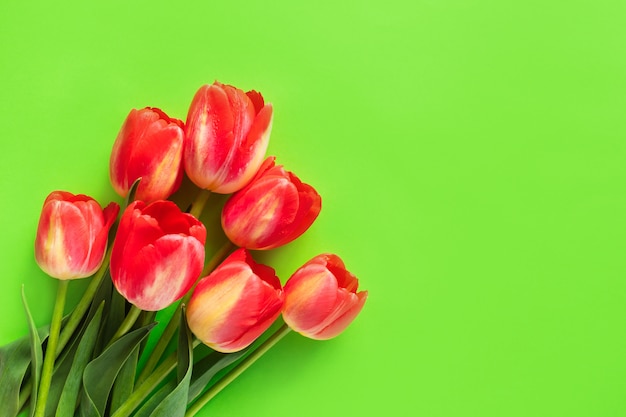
[110,200,206,311]
[221,157,321,250]
[183,82,273,194]
[110,107,185,202]
[187,248,283,353]
[35,191,119,279]
[283,254,367,340]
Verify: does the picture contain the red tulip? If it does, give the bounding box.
[34,191,119,279]
[186,248,283,353]
[110,107,185,202]
[183,82,273,194]
[282,254,367,340]
[221,157,322,250]
[110,200,206,311]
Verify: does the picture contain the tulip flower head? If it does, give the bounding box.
[283,254,367,340]
[221,157,322,250]
[183,82,273,194]
[110,107,185,202]
[110,200,206,311]
[187,248,283,353]
[34,191,119,280]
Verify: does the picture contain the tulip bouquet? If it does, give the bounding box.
[0,81,367,417]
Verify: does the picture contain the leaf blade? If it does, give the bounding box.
[187,349,249,405]
[148,309,193,417]
[79,322,155,417]
[21,286,43,417]
[56,302,105,416]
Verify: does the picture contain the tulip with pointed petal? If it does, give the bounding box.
[110,107,185,202]
[283,254,367,340]
[184,82,273,194]
[110,200,206,311]
[187,248,283,353]
[35,191,119,279]
[221,157,321,250]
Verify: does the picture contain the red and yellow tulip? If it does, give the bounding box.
[187,248,283,353]
[110,200,206,311]
[221,157,321,250]
[34,191,119,279]
[183,82,273,194]
[283,254,367,340]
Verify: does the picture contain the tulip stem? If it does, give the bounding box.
[112,349,177,417]
[189,189,211,219]
[185,323,292,417]
[136,240,236,386]
[17,246,113,411]
[58,246,112,354]
[33,280,69,417]
[202,240,236,276]
[109,305,143,346]
[135,306,182,386]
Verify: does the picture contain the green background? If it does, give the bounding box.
[2,0,626,416]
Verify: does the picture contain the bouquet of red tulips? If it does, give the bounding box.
[0,81,367,417]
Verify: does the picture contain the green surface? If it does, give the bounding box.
[2,1,626,416]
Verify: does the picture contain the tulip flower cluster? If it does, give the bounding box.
[3,81,367,417]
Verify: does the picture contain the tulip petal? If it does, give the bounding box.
[42,191,65,204]
[187,267,251,348]
[223,176,299,250]
[243,103,272,150]
[282,253,367,340]
[111,109,152,195]
[127,122,184,202]
[187,249,283,353]
[223,84,256,156]
[212,272,280,352]
[102,202,121,227]
[311,291,368,340]
[199,84,235,171]
[111,201,206,311]
[184,83,273,194]
[35,192,117,279]
[221,157,321,250]
[117,235,204,311]
[73,200,110,275]
[112,205,162,265]
[141,200,204,239]
[271,175,321,249]
[283,265,339,333]
[36,201,89,278]
[245,90,265,113]
[319,254,360,292]
[110,108,184,202]
[188,222,207,245]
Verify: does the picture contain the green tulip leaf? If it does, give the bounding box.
[110,346,138,412]
[136,310,158,358]
[44,332,81,417]
[0,317,76,416]
[88,271,112,321]
[101,288,129,352]
[45,300,108,417]
[85,271,114,358]
[79,322,156,417]
[0,335,40,417]
[132,380,176,417]
[21,287,43,417]
[42,279,115,416]
[124,177,142,208]
[186,348,249,404]
[56,302,104,417]
[147,308,193,417]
